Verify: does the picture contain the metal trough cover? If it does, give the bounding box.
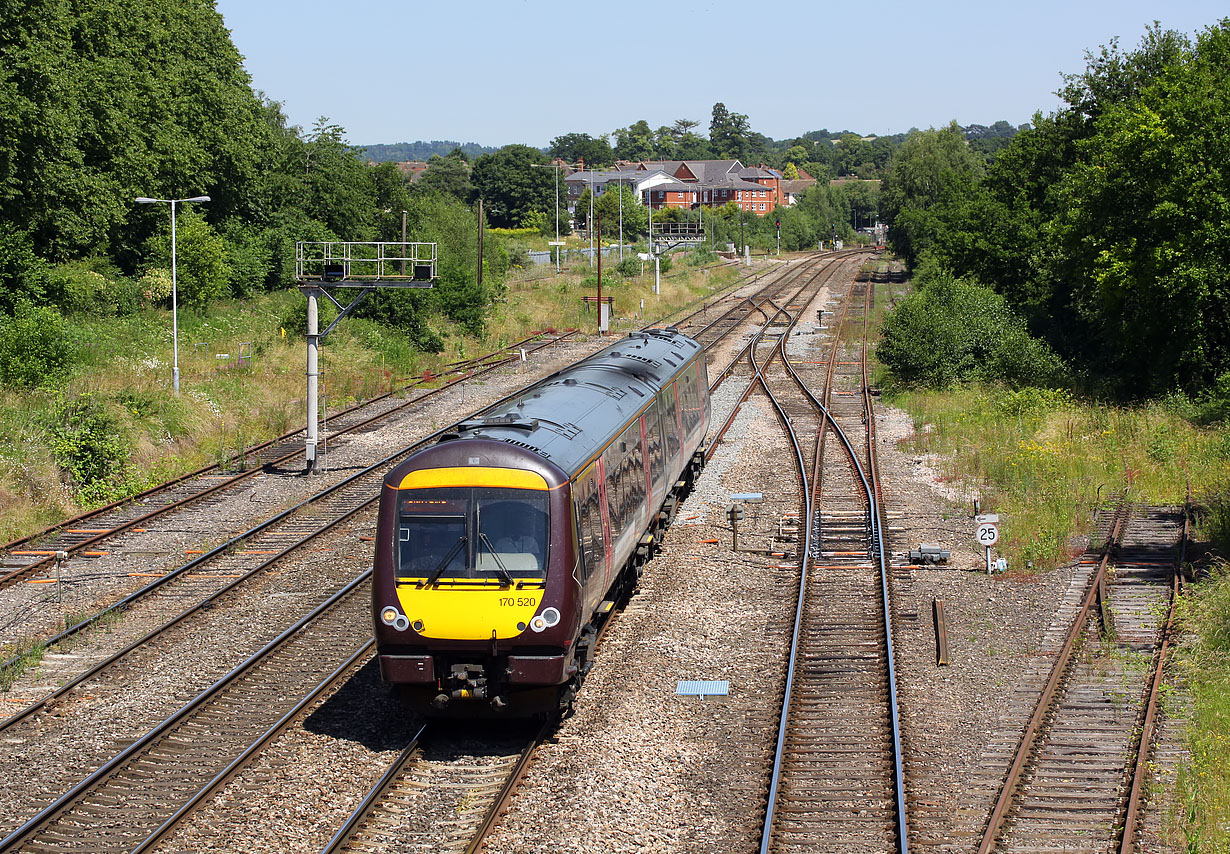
[676,680,729,697]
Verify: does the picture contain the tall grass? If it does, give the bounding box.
[1173,563,1230,853]
[886,386,1230,569]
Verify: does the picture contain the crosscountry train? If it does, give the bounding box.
[372,328,709,715]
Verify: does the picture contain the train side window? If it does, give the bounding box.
[644,405,664,484]
[577,473,603,582]
[660,386,681,461]
[622,424,645,511]
[604,448,624,541]
[679,370,699,434]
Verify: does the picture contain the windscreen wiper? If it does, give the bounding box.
[424,536,466,585]
[477,533,516,586]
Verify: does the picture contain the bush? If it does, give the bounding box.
[616,257,641,278]
[145,209,231,313]
[138,268,173,303]
[47,393,133,505]
[686,246,718,267]
[47,258,142,316]
[0,302,74,389]
[878,269,1068,390]
[222,220,274,298]
[0,223,49,313]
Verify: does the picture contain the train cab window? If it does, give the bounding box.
[477,492,548,576]
[398,511,466,578]
[397,487,548,582]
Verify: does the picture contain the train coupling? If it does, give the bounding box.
[430,662,503,709]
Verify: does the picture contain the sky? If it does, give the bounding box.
[213,0,1227,149]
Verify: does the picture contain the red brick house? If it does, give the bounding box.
[619,159,784,214]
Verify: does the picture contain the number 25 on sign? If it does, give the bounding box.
[976,522,999,546]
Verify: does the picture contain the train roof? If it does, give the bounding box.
[438,328,702,476]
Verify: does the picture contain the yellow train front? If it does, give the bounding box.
[373,328,709,716]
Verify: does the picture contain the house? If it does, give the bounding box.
[391,161,429,181]
[616,159,785,214]
[562,168,674,214]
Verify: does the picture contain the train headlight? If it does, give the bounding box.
[381,606,412,632]
[530,615,547,632]
[541,607,561,627]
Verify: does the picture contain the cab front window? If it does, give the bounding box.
[397,487,548,582]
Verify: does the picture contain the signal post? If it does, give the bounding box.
[295,241,437,473]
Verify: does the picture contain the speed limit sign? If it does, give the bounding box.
[976,522,999,546]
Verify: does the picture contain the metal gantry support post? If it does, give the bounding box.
[304,285,321,473]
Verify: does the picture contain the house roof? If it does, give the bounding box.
[620,159,745,183]
[781,179,817,196]
[648,176,769,193]
[565,169,671,187]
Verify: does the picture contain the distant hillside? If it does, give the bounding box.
[362,141,499,162]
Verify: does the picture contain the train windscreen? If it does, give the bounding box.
[397,487,549,582]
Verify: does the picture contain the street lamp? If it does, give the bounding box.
[135,195,211,395]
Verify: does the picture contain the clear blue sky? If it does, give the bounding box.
[213,1,1226,148]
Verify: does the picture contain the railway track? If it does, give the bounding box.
[974,502,1187,854]
[750,259,907,853]
[0,575,373,852]
[0,256,816,695]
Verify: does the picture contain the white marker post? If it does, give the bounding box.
[975,514,1000,574]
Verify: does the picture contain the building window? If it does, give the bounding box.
[760,203,766,211]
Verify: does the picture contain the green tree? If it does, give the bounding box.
[171,209,231,312]
[593,184,648,240]
[471,144,555,228]
[709,102,753,160]
[614,120,655,162]
[880,122,985,265]
[548,133,615,168]
[0,0,272,265]
[414,151,472,201]
[301,118,376,239]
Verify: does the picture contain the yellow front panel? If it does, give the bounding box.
[397,467,549,490]
[395,584,545,640]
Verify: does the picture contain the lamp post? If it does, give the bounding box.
[135,195,211,395]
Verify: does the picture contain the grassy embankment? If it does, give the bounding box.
[0,247,744,545]
[867,261,1230,852]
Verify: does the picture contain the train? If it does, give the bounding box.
[372,328,710,715]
